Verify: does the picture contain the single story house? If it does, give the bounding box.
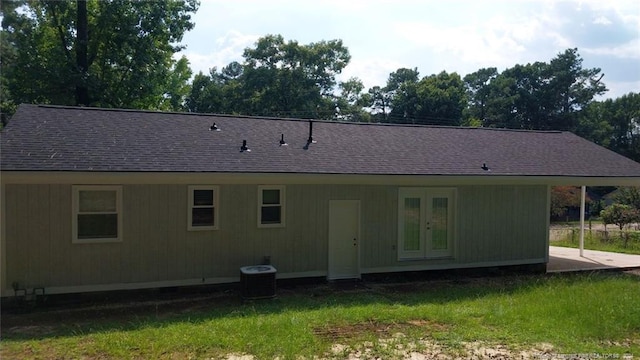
[2,104,639,296]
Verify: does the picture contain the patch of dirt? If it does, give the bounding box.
[313,321,394,340]
[312,321,634,359]
[312,319,449,341]
[343,338,574,360]
[224,354,255,360]
[312,321,561,359]
[325,335,561,360]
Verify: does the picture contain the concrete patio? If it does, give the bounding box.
[548,246,640,272]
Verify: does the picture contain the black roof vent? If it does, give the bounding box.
[307,121,317,144]
[209,123,220,131]
[279,133,288,146]
[304,121,317,150]
[481,163,490,171]
[240,140,251,152]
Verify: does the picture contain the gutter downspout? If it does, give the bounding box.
[580,186,586,257]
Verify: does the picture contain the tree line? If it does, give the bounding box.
[2,0,639,162]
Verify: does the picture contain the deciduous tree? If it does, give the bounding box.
[1,0,199,111]
[472,49,605,131]
[335,77,372,122]
[463,67,498,123]
[386,68,420,123]
[600,204,640,247]
[550,186,589,220]
[615,187,640,210]
[186,34,351,119]
[414,71,466,126]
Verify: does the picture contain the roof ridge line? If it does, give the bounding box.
[30,104,563,133]
[33,104,320,122]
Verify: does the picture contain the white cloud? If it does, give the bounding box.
[597,79,640,100]
[583,38,640,59]
[390,11,564,74]
[338,58,406,89]
[181,31,259,75]
[576,0,640,27]
[593,16,612,25]
[176,0,638,98]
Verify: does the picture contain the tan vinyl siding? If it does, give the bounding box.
[360,186,397,268]
[362,185,548,270]
[456,186,548,264]
[2,183,548,293]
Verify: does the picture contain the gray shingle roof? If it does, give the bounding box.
[2,104,640,177]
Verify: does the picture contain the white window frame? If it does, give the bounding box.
[258,185,285,228]
[72,185,123,244]
[398,187,456,260]
[188,185,219,231]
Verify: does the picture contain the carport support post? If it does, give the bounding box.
[579,185,586,257]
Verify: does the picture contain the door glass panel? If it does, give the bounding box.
[403,198,421,251]
[431,197,448,250]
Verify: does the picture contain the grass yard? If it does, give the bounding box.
[552,229,640,255]
[2,272,639,359]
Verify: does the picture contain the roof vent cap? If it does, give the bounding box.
[241,140,251,152]
[307,121,317,144]
[210,123,221,131]
[279,134,288,146]
[481,163,490,171]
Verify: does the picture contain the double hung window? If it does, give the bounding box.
[258,186,285,227]
[72,185,122,243]
[188,186,219,230]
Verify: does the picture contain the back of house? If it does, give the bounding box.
[1,104,639,296]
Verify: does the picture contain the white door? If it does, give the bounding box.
[328,200,360,280]
[398,188,455,260]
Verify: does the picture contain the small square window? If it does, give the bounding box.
[258,186,285,228]
[188,186,219,230]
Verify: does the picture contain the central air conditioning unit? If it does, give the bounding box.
[240,265,277,300]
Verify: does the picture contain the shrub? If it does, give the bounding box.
[600,204,639,231]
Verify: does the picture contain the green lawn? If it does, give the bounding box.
[2,272,639,359]
[552,229,640,255]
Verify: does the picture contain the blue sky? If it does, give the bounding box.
[179,0,639,99]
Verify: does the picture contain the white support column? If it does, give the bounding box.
[579,185,586,257]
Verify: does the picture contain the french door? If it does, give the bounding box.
[398,188,455,260]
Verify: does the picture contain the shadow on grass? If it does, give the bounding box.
[1,270,634,342]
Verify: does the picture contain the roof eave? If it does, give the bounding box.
[1,171,638,187]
